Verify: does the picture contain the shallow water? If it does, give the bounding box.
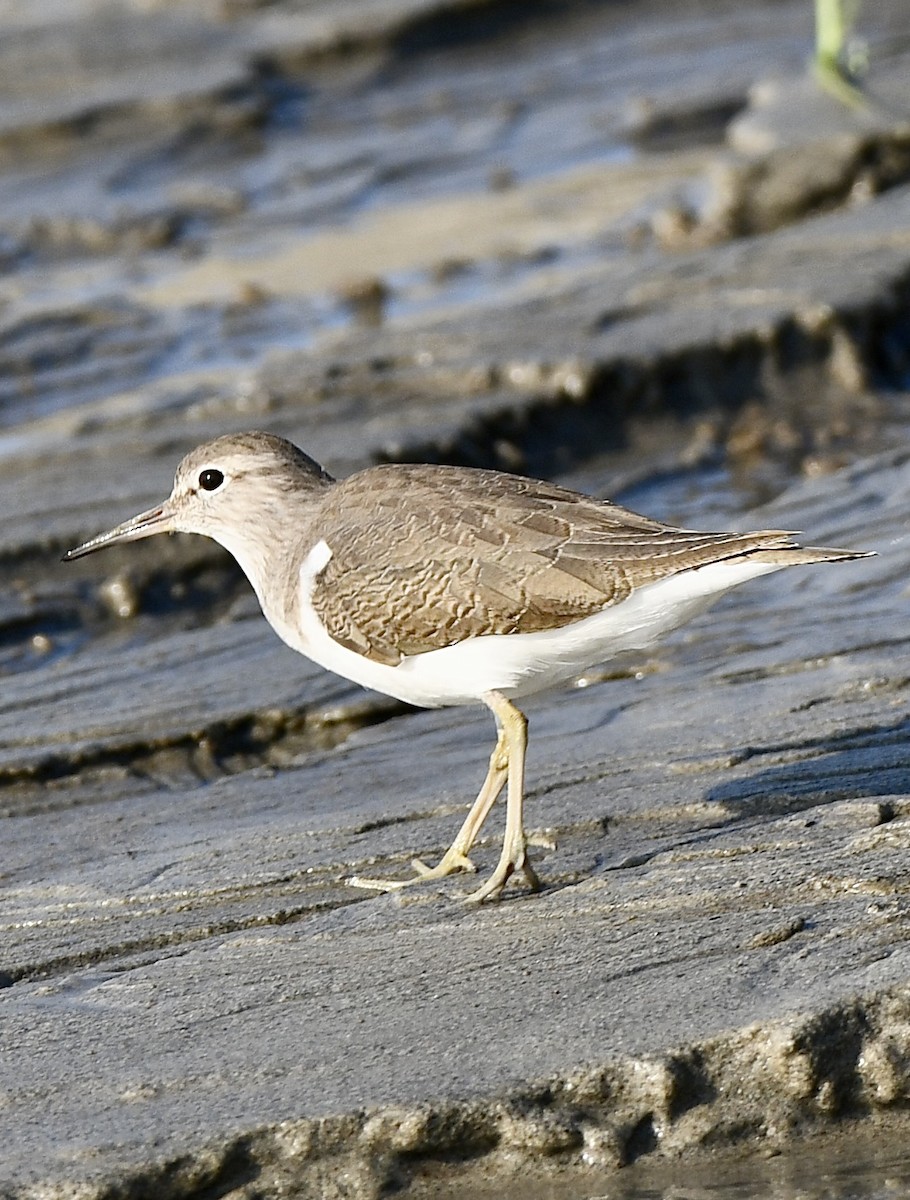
[606,1144,910,1200]
[411,1131,910,1200]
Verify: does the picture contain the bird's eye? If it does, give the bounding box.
[199,468,225,492]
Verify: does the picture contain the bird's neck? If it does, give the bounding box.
[213,492,328,651]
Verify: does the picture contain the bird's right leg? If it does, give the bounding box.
[465,692,540,903]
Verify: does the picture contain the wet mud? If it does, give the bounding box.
[3,0,910,1196]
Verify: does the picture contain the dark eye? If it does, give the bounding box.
[199,469,224,492]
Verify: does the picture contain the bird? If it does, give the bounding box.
[64,431,870,902]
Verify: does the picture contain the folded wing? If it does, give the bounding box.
[306,464,864,665]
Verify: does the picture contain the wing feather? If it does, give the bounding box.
[305,464,803,663]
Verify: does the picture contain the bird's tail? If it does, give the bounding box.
[732,538,873,568]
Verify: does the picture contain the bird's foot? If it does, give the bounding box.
[464,841,541,904]
[347,873,410,893]
[349,842,542,903]
[348,847,477,894]
[412,849,478,878]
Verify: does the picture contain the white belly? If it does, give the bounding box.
[269,541,785,709]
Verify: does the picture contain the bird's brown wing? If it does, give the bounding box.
[306,464,801,665]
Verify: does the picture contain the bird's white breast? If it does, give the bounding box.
[278,539,785,709]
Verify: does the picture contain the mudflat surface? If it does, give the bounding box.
[3,1,910,1197]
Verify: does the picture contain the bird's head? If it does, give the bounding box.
[64,431,334,567]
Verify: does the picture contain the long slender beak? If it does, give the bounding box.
[63,500,175,561]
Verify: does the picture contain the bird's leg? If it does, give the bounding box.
[465,692,540,904]
[411,728,508,878]
[347,726,508,893]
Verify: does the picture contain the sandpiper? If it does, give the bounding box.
[65,431,870,901]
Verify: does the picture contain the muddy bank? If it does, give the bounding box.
[4,445,910,1197]
[3,0,910,1197]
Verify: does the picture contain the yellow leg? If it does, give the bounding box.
[464,692,540,904]
[348,693,542,902]
[348,727,508,893]
[411,728,508,878]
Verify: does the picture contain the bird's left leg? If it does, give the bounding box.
[347,725,508,893]
[410,726,508,878]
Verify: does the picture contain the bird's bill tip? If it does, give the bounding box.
[63,503,172,561]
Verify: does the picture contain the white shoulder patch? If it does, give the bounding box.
[300,538,333,591]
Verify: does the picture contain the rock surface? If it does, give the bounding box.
[2,0,910,1197]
